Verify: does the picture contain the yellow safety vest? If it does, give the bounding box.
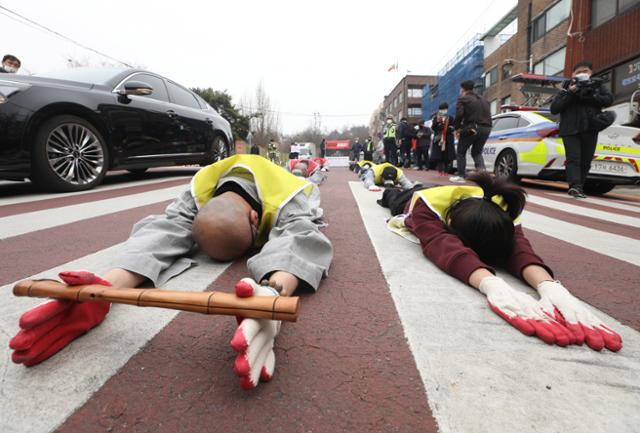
[372,163,403,185]
[408,185,522,224]
[384,124,397,139]
[357,160,375,168]
[191,155,314,246]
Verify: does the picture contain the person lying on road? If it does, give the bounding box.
[287,158,325,185]
[358,162,415,192]
[9,154,334,389]
[383,172,622,351]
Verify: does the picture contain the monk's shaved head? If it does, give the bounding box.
[192,193,257,262]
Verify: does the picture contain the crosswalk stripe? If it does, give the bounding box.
[526,195,640,228]
[546,192,640,213]
[0,248,230,433]
[349,182,640,433]
[0,185,188,240]
[0,176,192,206]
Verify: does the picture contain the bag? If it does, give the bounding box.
[377,184,430,216]
[590,110,616,132]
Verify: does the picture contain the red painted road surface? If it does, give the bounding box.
[1,167,639,433]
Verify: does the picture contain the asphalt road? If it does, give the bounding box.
[0,166,639,433]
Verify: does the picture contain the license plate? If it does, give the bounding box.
[591,160,634,176]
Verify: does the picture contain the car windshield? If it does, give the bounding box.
[35,67,129,85]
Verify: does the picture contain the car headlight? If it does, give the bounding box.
[0,80,31,104]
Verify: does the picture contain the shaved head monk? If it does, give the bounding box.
[9,155,333,390]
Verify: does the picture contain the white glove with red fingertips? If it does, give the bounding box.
[537,280,622,352]
[479,276,574,346]
[230,278,281,389]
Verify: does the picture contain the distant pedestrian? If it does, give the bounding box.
[397,117,414,168]
[319,138,326,158]
[268,139,278,163]
[363,136,375,161]
[351,137,363,161]
[431,102,456,176]
[0,54,21,74]
[250,143,260,155]
[289,141,300,160]
[383,115,398,165]
[450,80,492,183]
[414,122,431,170]
[550,60,614,199]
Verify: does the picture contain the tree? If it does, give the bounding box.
[192,88,250,141]
[241,81,282,148]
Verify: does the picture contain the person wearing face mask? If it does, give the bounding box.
[414,122,431,171]
[397,117,414,168]
[1,54,21,73]
[431,103,456,177]
[550,61,614,199]
[383,115,399,165]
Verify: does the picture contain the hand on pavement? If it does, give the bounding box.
[537,281,622,351]
[9,271,112,366]
[368,185,381,192]
[230,278,281,389]
[478,276,573,346]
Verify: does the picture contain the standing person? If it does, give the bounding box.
[0,54,21,73]
[450,80,492,183]
[351,137,363,161]
[250,142,260,155]
[289,141,300,160]
[319,138,326,158]
[550,61,614,199]
[383,115,398,165]
[397,117,414,168]
[363,136,375,161]
[268,139,278,163]
[431,103,456,177]
[414,122,431,171]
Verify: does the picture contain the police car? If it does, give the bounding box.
[476,106,640,194]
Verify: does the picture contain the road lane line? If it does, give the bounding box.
[349,181,640,433]
[0,176,191,206]
[527,195,640,227]
[0,185,188,239]
[545,192,640,212]
[0,247,231,433]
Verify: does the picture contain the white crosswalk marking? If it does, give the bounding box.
[527,194,640,227]
[0,185,189,239]
[546,192,640,213]
[349,182,640,433]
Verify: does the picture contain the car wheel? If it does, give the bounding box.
[127,168,148,175]
[494,149,518,181]
[31,115,109,192]
[202,135,228,166]
[583,180,615,195]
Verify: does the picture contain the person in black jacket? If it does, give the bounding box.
[414,122,431,170]
[431,102,456,176]
[397,117,415,168]
[450,80,493,183]
[550,61,614,199]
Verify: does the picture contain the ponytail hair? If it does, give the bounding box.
[444,172,527,265]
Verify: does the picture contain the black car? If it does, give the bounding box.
[0,67,234,191]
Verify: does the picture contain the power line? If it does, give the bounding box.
[237,104,370,118]
[0,4,132,67]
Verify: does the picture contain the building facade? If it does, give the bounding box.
[383,75,438,126]
[565,0,640,124]
[482,0,573,113]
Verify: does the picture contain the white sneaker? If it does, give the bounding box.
[449,176,466,183]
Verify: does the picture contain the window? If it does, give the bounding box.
[492,116,519,131]
[532,0,570,41]
[167,82,200,109]
[490,99,498,115]
[517,117,531,128]
[399,93,404,104]
[501,95,512,106]
[408,106,422,117]
[533,47,566,76]
[502,64,513,80]
[408,87,423,98]
[485,68,498,88]
[592,0,640,27]
[123,74,169,102]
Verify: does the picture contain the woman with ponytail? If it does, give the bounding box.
[389,172,622,351]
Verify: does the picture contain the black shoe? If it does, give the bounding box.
[568,187,586,199]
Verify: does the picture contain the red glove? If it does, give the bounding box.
[9,271,112,366]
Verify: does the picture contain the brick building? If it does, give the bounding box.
[383,75,438,125]
[482,0,573,112]
[565,0,640,123]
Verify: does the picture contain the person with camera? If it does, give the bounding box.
[550,61,614,199]
[450,80,492,183]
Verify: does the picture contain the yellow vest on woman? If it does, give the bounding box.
[408,185,522,224]
[191,155,314,246]
[372,163,403,185]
